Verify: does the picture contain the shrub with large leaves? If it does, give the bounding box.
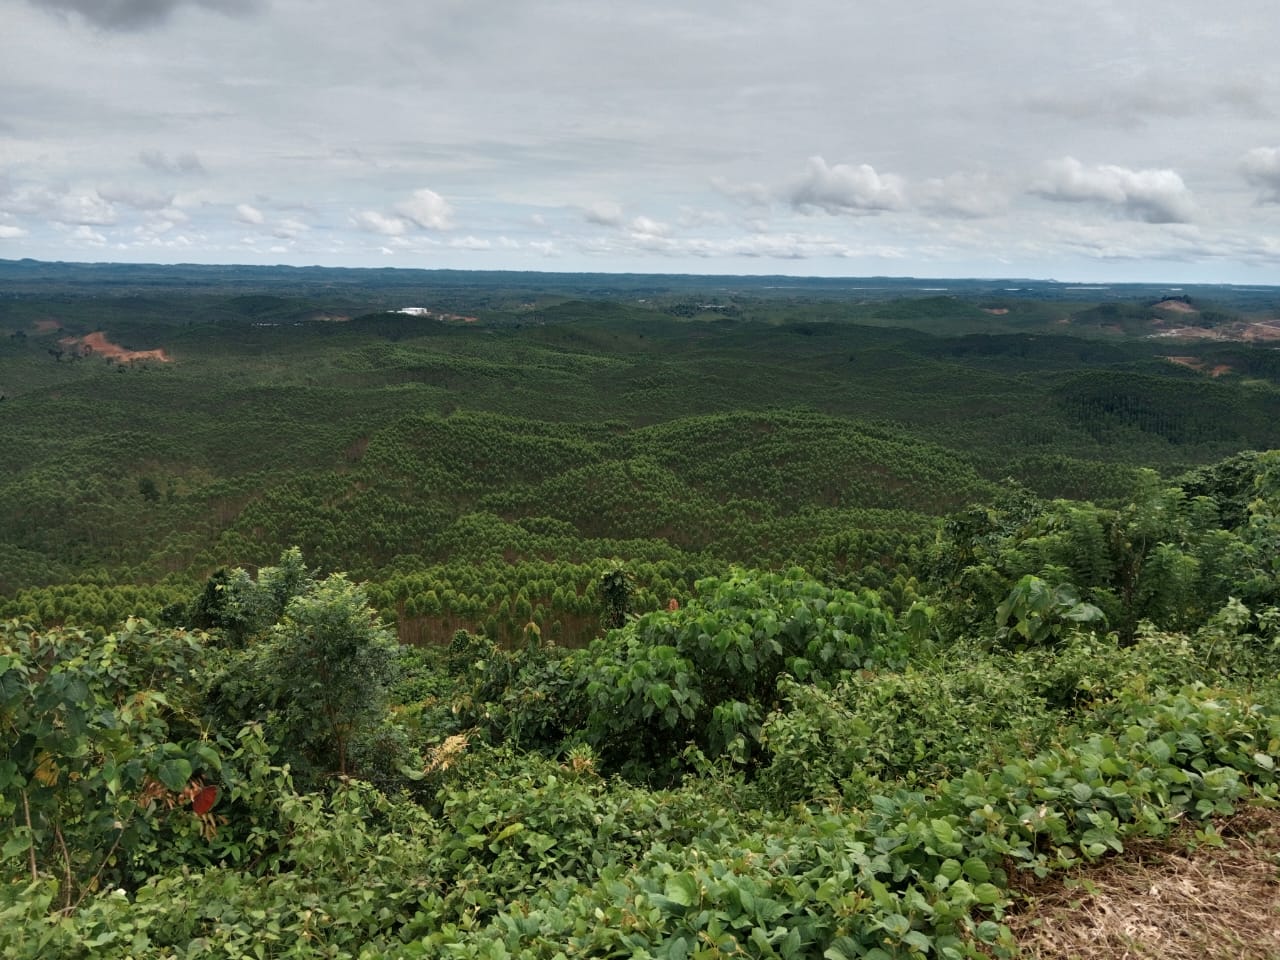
[0,618,220,907]
[580,568,916,778]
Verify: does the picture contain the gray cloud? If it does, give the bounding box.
[5,0,1279,279]
[1241,147,1280,203]
[917,173,1009,219]
[1032,157,1196,224]
[138,150,206,175]
[709,176,771,208]
[98,185,174,210]
[1025,89,1193,130]
[26,0,261,30]
[786,157,907,215]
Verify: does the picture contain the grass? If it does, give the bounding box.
[1006,805,1280,959]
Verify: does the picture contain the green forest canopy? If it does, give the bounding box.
[2,263,1280,957]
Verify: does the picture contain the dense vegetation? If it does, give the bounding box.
[2,262,1280,957]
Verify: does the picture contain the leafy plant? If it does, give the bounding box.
[994,575,1105,649]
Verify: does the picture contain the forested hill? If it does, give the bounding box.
[2,270,1280,637]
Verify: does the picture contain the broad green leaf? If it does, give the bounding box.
[157,758,193,793]
[881,913,910,936]
[494,822,525,842]
[2,832,32,860]
[962,857,990,883]
[664,872,699,908]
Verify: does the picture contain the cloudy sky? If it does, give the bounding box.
[3,0,1280,281]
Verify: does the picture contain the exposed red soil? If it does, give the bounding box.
[59,331,171,363]
[982,308,1010,315]
[1162,356,1234,377]
[33,319,62,333]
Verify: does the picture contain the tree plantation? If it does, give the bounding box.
[2,262,1280,958]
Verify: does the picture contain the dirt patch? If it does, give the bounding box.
[33,319,62,333]
[1154,326,1225,340]
[1243,322,1280,342]
[1154,299,1199,314]
[1163,356,1234,377]
[982,308,1010,315]
[59,331,171,363]
[1005,806,1280,960]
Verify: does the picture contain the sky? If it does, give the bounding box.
[3,0,1280,282]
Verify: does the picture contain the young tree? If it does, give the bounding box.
[265,574,399,777]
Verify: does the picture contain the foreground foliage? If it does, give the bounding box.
[4,544,1279,957]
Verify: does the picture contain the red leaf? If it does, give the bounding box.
[191,785,219,815]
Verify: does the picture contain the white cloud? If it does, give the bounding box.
[450,235,490,250]
[57,191,117,225]
[394,188,453,230]
[1241,146,1280,203]
[786,157,907,215]
[584,200,624,226]
[235,203,265,225]
[0,225,29,239]
[353,190,453,238]
[71,224,106,245]
[352,210,408,236]
[1032,157,1196,224]
[628,215,669,238]
[272,217,309,239]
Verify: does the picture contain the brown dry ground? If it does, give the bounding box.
[1154,300,1199,314]
[1244,322,1280,342]
[60,331,171,363]
[33,319,62,332]
[1005,806,1280,960]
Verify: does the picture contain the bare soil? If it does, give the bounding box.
[59,331,171,363]
[1154,299,1199,314]
[1162,356,1233,377]
[1243,321,1280,342]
